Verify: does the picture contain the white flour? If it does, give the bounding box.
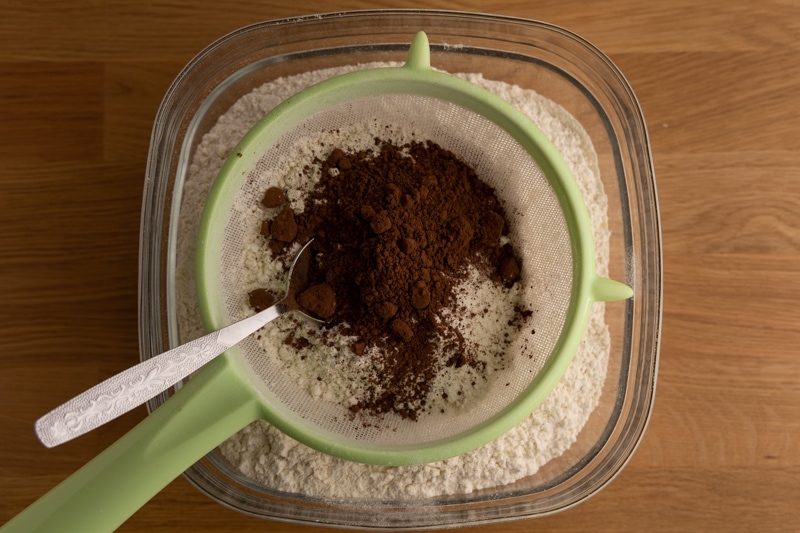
[175,63,610,499]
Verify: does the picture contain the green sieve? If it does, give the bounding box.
[195,30,632,464]
[0,32,631,533]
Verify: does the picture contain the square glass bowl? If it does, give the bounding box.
[139,9,661,529]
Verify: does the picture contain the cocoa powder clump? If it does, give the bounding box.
[248,288,275,312]
[269,206,298,243]
[257,140,523,419]
[261,186,287,208]
[296,282,336,319]
[499,255,521,282]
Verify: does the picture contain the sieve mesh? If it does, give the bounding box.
[215,93,573,446]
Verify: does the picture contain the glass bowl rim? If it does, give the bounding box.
[139,8,662,530]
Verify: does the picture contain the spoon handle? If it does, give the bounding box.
[34,302,288,448]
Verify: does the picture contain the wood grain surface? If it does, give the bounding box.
[1,1,799,532]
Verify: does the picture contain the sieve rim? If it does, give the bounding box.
[195,32,630,465]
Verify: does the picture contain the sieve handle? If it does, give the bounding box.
[1,358,261,533]
[34,301,289,448]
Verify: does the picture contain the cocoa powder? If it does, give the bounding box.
[260,186,287,208]
[259,139,523,419]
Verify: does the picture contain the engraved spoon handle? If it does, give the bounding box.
[35,302,288,448]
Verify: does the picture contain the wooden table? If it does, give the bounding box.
[1,1,798,532]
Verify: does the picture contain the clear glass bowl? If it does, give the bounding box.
[139,9,661,529]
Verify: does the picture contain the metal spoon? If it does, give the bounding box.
[35,239,321,448]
